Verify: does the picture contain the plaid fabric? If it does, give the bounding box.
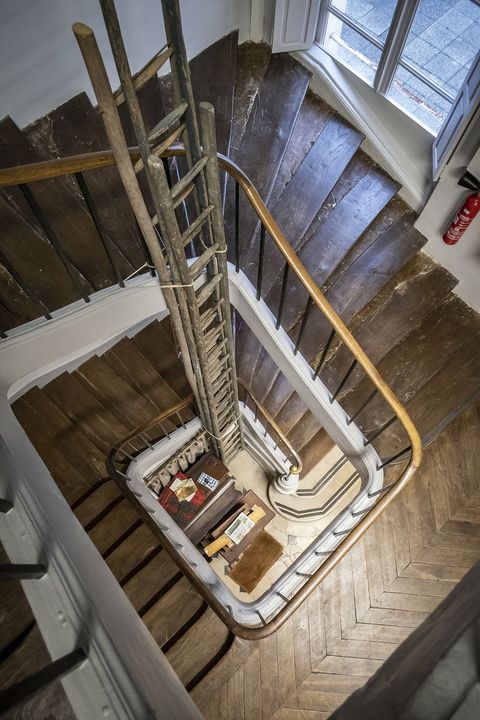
[158,472,208,528]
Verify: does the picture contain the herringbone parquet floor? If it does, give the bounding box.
[193,399,480,720]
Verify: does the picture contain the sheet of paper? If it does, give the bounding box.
[224,512,255,545]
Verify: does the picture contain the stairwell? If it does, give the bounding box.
[1,26,480,720]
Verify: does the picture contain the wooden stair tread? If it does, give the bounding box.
[132,319,192,399]
[297,203,427,365]
[105,336,184,414]
[340,297,479,438]
[122,548,180,612]
[0,117,115,293]
[24,92,144,273]
[268,164,400,337]
[190,31,238,160]
[268,90,334,209]
[45,371,131,453]
[12,398,93,504]
[225,52,310,265]
[142,576,204,647]
[88,498,140,557]
[73,481,122,528]
[229,42,271,161]
[299,428,337,478]
[106,523,160,584]
[77,353,160,430]
[317,254,458,405]
[165,607,231,688]
[15,388,107,481]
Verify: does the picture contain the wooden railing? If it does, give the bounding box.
[0,145,422,639]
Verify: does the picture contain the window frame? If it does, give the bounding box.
[315,0,457,106]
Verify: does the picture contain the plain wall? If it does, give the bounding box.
[0,0,251,129]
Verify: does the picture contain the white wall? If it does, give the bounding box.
[417,127,480,312]
[0,0,251,129]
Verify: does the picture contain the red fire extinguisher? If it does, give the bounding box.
[443,192,480,245]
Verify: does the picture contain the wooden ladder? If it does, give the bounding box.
[74,0,243,463]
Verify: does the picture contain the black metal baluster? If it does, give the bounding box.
[0,248,52,320]
[0,647,86,715]
[276,261,289,330]
[0,563,47,580]
[256,225,266,300]
[294,296,313,355]
[20,184,90,303]
[377,444,411,470]
[75,172,125,287]
[347,387,378,425]
[134,219,156,277]
[330,358,357,403]
[312,328,336,380]
[363,415,397,445]
[234,181,240,272]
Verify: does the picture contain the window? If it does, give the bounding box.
[316,0,480,134]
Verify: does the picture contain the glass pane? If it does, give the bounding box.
[330,0,397,44]
[401,0,480,99]
[324,13,382,85]
[387,66,452,133]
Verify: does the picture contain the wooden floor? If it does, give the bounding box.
[192,399,480,719]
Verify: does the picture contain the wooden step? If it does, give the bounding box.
[316,254,458,403]
[165,607,232,689]
[132,318,192,399]
[106,524,160,584]
[44,371,131,454]
[12,397,94,504]
[73,480,122,529]
[0,117,115,294]
[142,577,205,648]
[268,90,334,209]
[264,159,400,336]
[88,498,140,557]
[229,42,271,161]
[122,549,180,613]
[297,198,426,364]
[245,112,364,281]
[24,91,145,273]
[340,297,478,437]
[298,427,336,478]
[190,31,239,161]
[225,53,310,267]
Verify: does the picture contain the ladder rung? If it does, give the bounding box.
[173,181,195,209]
[148,103,188,144]
[205,320,226,344]
[207,337,228,358]
[212,369,232,392]
[208,355,229,376]
[152,122,186,158]
[189,244,218,280]
[170,156,209,204]
[200,301,224,330]
[137,123,187,176]
[115,45,173,105]
[196,273,223,306]
[182,205,215,247]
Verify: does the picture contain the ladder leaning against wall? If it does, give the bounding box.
[74,0,244,464]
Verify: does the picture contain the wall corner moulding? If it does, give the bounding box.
[294,45,430,211]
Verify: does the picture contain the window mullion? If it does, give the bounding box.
[374,0,421,95]
[315,0,331,46]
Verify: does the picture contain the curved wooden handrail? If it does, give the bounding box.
[2,143,422,640]
[237,378,303,473]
